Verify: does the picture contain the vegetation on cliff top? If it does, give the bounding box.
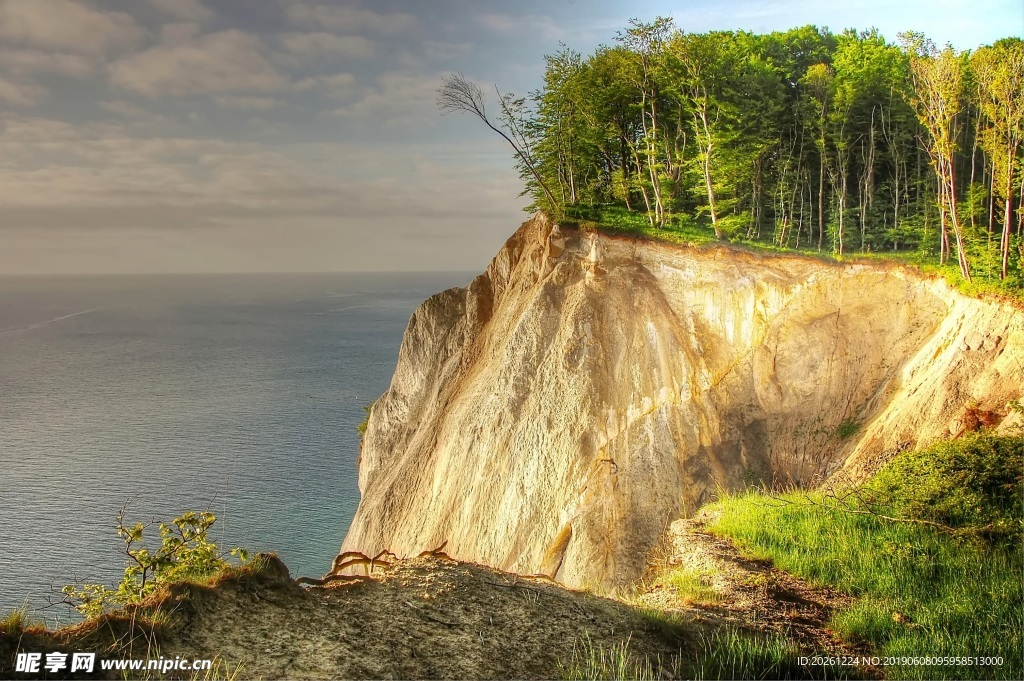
[441,23,1023,299]
[705,431,1024,680]
[60,505,251,620]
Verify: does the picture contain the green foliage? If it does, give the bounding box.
[836,418,861,440]
[62,507,251,619]
[356,402,374,437]
[867,432,1023,543]
[508,22,1023,296]
[704,433,1024,679]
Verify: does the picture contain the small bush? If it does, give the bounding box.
[836,419,860,440]
[867,432,1023,543]
[62,504,251,619]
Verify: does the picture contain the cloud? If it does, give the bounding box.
[98,100,152,118]
[0,115,517,216]
[282,1,416,35]
[0,73,42,105]
[159,22,203,45]
[0,47,94,78]
[325,71,441,129]
[147,0,213,24]
[0,114,524,273]
[293,72,356,99]
[214,95,283,110]
[109,30,288,97]
[0,0,143,55]
[476,13,563,41]
[279,31,376,60]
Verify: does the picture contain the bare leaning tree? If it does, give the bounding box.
[436,72,560,214]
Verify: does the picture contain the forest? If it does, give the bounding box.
[467,23,1024,291]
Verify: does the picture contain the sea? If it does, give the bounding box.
[0,272,471,622]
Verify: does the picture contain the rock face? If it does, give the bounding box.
[342,214,1024,588]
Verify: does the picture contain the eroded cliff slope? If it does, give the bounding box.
[342,215,1023,588]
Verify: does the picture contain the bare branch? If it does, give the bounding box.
[437,72,487,121]
[436,72,561,214]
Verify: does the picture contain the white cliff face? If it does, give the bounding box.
[342,215,1024,588]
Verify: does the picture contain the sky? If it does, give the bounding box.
[0,0,1020,274]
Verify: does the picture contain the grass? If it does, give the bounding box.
[702,432,1023,680]
[835,419,861,441]
[658,565,725,606]
[560,205,1024,304]
[558,628,842,680]
[563,204,718,247]
[559,635,657,680]
[0,607,31,636]
[689,628,827,680]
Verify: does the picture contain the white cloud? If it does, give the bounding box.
[0,0,143,55]
[282,1,416,35]
[147,0,213,24]
[109,30,287,97]
[279,31,376,60]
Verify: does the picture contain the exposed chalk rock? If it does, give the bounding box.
[341,214,1024,588]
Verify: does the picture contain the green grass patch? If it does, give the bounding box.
[558,629,832,681]
[558,635,656,680]
[658,566,725,606]
[0,607,30,636]
[703,432,1024,680]
[689,628,832,680]
[564,205,718,247]
[836,419,861,441]
[558,206,1024,304]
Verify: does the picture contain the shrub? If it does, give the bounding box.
[62,505,250,619]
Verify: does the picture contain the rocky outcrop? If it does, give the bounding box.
[341,214,1024,588]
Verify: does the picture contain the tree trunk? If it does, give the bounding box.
[1001,145,1017,279]
[945,157,972,282]
[818,153,825,251]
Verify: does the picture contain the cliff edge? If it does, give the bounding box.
[342,214,1024,588]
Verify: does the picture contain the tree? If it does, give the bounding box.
[801,62,835,250]
[667,30,739,238]
[617,17,675,228]
[903,34,973,281]
[972,39,1024,279]
[437,72,560,214]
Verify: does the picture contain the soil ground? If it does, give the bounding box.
[2,521,873,680]
[634,513,879,677]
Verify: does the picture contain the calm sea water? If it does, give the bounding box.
[0,272,470,620]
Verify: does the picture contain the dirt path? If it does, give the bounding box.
[635,512,877,673]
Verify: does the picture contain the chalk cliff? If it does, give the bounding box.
[341,214,1024,588]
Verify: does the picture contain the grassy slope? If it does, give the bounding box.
[702,432,1023,680]
[562,206,1024,304]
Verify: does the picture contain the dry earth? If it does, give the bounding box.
[634,513,879,678]
[3,534,873,680]
[2,555,687,680]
